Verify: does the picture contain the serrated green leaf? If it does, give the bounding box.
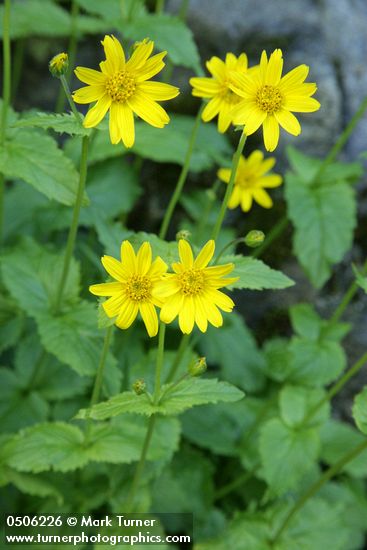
[0,129,88,206]
[289,303,322,340]
[37,301,120,387]
[122,14,201,72]
[13,112,90,136]
[320,420,367,478]
[279,385,330,428]
[2,416,180,473]
[2,467,63,504]
[198,312,266,392]
[196,514,271,550]
[1,237,80,316]
[263,338,294,382]
[352,387,367,435]
[285,172,356,288]
[259,418,320,495]
[224,255,294,290]
[77,378,244,420]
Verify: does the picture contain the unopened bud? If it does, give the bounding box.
[244,230,265,248]
[49,52,69,77]
[132,379,146,395]
[176,229,191,242]
[188,357,207,377]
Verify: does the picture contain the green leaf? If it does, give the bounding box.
[285,171,356,288]
[224,255,295,290]
[289,303,322,340]
[263,338,294,382]
[1,237,80,317]
[13,112,91,136]
[198,313,266,392]
[1,467,63,504]
[37,301,120,386]
[76,378,244,420]
[0,295,23,353]
[122,14,201,72]
[353,264,367,293]
[196,514,271,550]
[352,387,367,435]
[320,420,367,478]
[2,416,180,473]
[279,385,330,428]
[0,129,87,206]
[259,418,320,495]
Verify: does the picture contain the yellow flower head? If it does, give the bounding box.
[89,241,167,337]
[49,52,69,77]
[156,240,238,334]
[230,49,320,151]
[190,53,249,133]
[218,150,282,212]
[73,35,179,148]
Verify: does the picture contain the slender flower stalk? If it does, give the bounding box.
[60,74,83,124]
[159,105,204,239]
[211,131,247,241]
[54,134,89,313]
[55,0,80,113]
[126,323,166,511]
[271,437,367,544]
[0,0,11,244]
[165,333,190,383]
[330,259,367,324]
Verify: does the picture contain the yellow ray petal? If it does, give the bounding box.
[103,293,125,317]
[205,301,223,328]
[136,242,152,275]
[194,240,215,269]
[228,185,241,209]
[160,292,184,323]
[83,94,111,128]
[178,239,194,267]
[253,188,273,208]
[74,66,106,85]
[148,257,168,279]
[115,301,139,329]
[207,289,235,312]
[266,49,283,86]
[194,295,208,333]
[257,174,282,188]
[263,115,280,152]
[244,109,267,136]
[217,168,231,183]
[275,109,301,135]
[101,255,129,282]
[240,189,253,212]
[140,302,158,337]
[206,56,226,81]
[73,85,105,104]
[138,80,179,101]
[135,52,166,82]
[205,264,235,277]
[217,100,232,133]
[202,96,222,122]
[284,96,321,112]
[126,40,155,72]
[101,35,125,73]
[89,282,123,296]
[119,103,135,148]
[120,241,136,269]
[178,297,195,334]
[128,91,169,128]
[279,64,309,90]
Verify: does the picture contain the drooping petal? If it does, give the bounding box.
[262,115,280,151]
[83,94,111,128]
[205,301,223,328]
[194,240,215,269]
[128,91,169,128]
[140,302,158,337]
[201,96,222,122]
[228,185,241,209]
[178,240,194,267]
[253,188,273,208]
[73,85,106,104]
[243,109,267,136]
[275,109,301,135]
[160,292,184,323]
[194,295,208,333]
[115,301,139,329]
[217,100,232,133]
[207,289,235,312]
[109,102,122,145]
[138,81,179,101]
[240,189,253,212]
[178,297,195,334]
[89,282,123,296]
[119,102,135,148]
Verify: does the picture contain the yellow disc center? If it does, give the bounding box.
[126,275,152,302]
[179,269,205,296]
[256,85,283,114]
[106,71,136,102]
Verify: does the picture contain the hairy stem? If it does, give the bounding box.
[159,106,204,239]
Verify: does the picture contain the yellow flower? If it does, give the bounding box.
[156,240,238,334]
[89,241,167,337]
[230,49,320,151]
[190,53,249,133]
[217,150,282,212]
[73,35,179,148]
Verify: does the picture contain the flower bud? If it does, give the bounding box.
[132,379,146,395]
[49,52,69,78]
[188,357,207,377]
[244,230,265,248]
[176,229,191,242]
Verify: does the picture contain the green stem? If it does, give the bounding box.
[214,469,253,501]
[211,131,247,241]
[28,350,48,390]
[252,215,288,259]
[159,106,204,239]
[126,323,166,511]
[0,0,11,245]
[215,237,246,264]
[165,333,190,383]
[11,38,24,101]
[155,0,165,13]
[301,350,367,427]
[60,74,82,124]
[54,135,89,313]
[55,0,80,113]
[271,437,367,544]
[178,0,190,19]
[195,181,220,243]
[330,259,367,324]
